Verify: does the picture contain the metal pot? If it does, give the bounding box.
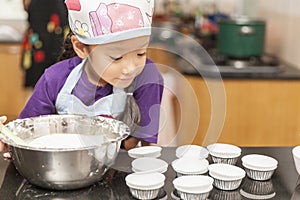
[4,115,130,190]
[217,17,266,58]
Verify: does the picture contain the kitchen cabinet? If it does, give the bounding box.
[0,43,27,121]
[148,46,300,146]
[183,76,300,146]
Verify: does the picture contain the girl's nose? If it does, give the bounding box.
[122,59,137,75]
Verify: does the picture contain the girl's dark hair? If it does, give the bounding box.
[57,31,77,61]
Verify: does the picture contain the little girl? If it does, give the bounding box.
[1,0,164,151]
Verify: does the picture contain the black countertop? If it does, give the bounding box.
[180,63,300,80]
[0,147,299,200]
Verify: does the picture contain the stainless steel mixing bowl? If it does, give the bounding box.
[3,115,130,190]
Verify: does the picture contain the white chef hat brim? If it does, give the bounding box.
[75,27,152,45]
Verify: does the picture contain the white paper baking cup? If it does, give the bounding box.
[125,172,165,190]
[241,154,278,171]
[172,157,209,176]
[176,145,209,159]
[131,157,168,174]
[208,163,245,190]
[292,146,300,175]
[207,143,241,158]
[126,173,165,199]
[128,146,162,158]
[173,175,214,194]
[241,154,278,180]
[208,163,246,181]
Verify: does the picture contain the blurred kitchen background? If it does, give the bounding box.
[152,0,300,69]
[1,0,300,147]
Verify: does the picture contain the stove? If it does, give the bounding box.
[207,49,283,74]
[177,49,284,76]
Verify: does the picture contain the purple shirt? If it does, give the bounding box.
[19,56,164,143]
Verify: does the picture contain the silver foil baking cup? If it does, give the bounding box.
[129,187,161,200]
[176,190,210,200]
[244,168,275,181]
[213,178,243,191]
[211,155,239,165]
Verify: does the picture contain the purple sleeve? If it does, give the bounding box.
[133,59,164,143]
[19,57,79,119]
[19,75,57,119]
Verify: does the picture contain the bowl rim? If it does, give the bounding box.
[3,114,130,151]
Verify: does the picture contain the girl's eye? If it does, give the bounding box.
[137,52,146,57]
[110,56,123,61]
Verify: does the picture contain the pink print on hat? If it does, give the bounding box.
[89,3,144,37]
[66,0,154,44]
[65,0,81,11]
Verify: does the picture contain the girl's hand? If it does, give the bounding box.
[0,116,11,159]
[121,136,139,151]
[121,136,151,151]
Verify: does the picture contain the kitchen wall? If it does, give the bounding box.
[0,0,27,42]
[1,0,299,69]
[155,0,300,69]
[0,0,27,20]
[243,0,300,69]
[155,0,242,16]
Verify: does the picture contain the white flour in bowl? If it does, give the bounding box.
[28,134,106,149]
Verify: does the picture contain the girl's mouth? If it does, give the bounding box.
[119,75,134,81]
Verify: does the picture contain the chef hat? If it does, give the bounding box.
[65,0,154,45]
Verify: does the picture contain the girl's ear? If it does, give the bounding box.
[71,35,89,59]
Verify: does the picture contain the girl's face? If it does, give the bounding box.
[86,36,150,88]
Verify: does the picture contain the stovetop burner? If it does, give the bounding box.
[177,49,285,75]
[210,49,280,68]
[216,53,283,74]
